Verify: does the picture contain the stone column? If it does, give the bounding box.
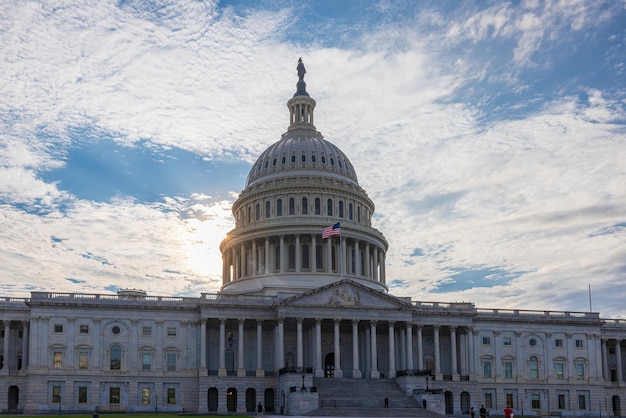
[92,318,100,370]
[264,237,270,274]
[342,238,348,276]
[451,326,458,379]
[21,321,29,369]
[237,319,245,376]
[277,319,285,370]
[315,319,323,377]
[617,339,623,383]
[240,243,246,277]
[2,321,10,372]
[417,325,424,370]
[365,243,371,279]
[251,240,257,276]
[399,326,406,371]
[129,319,138,371]
[373,248,379,281]
[334,319,343,377]
[326,237,332,273]
[200,319,207,369]
[297,318,303,369]
[370,320,379,378]
[295,235,301,272]
[256,320,264,377]
[352,320,361,378]
[380,251,387,284]
[601,338,608,380]
[231,247,237,279]
[311,235,317,272]
[406,323,414,371]
[280,235,286,273]
[155,320,163,370]
[218,319,226,376]
[388,321,396,378]
[467,328,475,376]
[434,325,441,377]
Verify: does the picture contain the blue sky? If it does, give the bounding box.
[1,0,625,316]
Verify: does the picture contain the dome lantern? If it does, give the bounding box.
[288,58,316,131]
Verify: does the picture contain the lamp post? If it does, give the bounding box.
[58,395,62,416]
[425,377,429,392]
[301,371,307,391]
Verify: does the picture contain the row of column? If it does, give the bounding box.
[199,318,463,378]
[0,320,29,372]
[602,338,624,382]
[222,234,385,285]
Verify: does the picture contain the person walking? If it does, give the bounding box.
[504,405,513,418]
[384,397,389,408]
[257,402,263,417]
[480,404,488,418]
[470,406,476,418]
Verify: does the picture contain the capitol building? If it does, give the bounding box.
[1,60,626,416]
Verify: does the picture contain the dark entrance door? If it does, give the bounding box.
[8,386,19,411]
[324,352,334,377]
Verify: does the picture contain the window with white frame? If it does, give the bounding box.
[53,351,63,369]
[167,353,177,371]
[141,387,151,405]
[576,362,585,380]
[555,339,563,348]
[482,336,491,345]
[79,351,89,369]
[503,337,512,346]
[52,385,61,403]
[78,386,88,403]
[531,393,541,409]
[142,353,152,371]
[529,356,539,379]
[504,361,513,378]
[483,360,492,378]
[142,327,152,337]
[167,327,176,337]
[575,339,584,348]
[555,362,565,380]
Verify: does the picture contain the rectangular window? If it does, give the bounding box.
[142,353,152,371]
[578,394,587,410]
[531,394,541,409]
[485,393,493,409]
[167,327,176,336]
[504,361,513,378]
[142,388,151,405]
[78,386,88,403]
[555,339,563,347]
[109,387,120,404]
[142,327,152,337]
[558,394,566,409]
[556,362,565,379]
[576,363,585,379]
[609,346,616,354]
[575,339,584,348]
[53,352,63,369]
[506,394,514,408]
[79,324,89,334]
[52,386,62,403]
[482,336,491,345]
[54,324,63,333]
[167,353,177,371]
[503,337,512,346]
[483,361,492,378]
[167,388,176,405]
[79,352,89,369]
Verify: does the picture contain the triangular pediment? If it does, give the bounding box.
[280,279,412,310]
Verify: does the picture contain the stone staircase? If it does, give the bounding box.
[307,377,441,417]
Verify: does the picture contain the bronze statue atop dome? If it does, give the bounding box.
[297,57,306,81]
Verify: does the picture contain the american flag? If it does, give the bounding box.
[322,222,341,239]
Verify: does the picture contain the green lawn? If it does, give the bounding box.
[15,415,253,418]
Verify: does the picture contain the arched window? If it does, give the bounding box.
[315,198,321,215]
[256,203,260,221]
[302,197,308,215]
[327,199,333,216]
[265,201,270,218]
[110,344,121,370]
[357,206,361,222]
[289,198,295,215]
[339,201,344,218]
[277,199,283,216]
[302,244,310,270]
[349,203,353,220]
[529,356,539,379]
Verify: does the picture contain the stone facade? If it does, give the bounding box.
[1,61,626,416]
